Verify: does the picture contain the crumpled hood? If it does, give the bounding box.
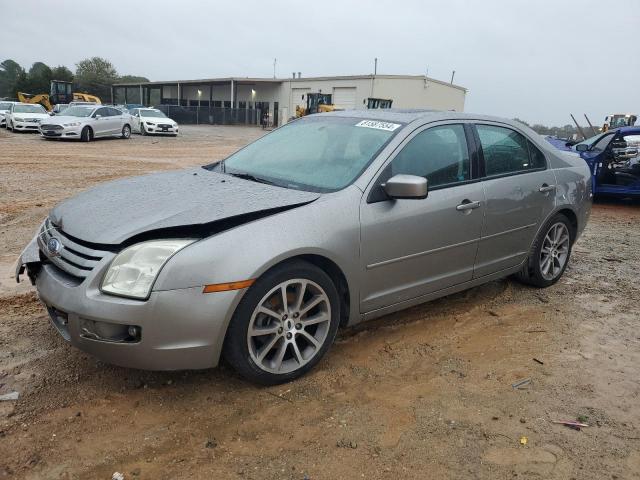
[50,168,320,245]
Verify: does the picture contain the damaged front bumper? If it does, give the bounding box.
[14,231,236,371]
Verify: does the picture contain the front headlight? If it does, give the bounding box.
[101,239,195,299]
[145,122,156,126]
[63,122,81,127]
[14,117,25,122]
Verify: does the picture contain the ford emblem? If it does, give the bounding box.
[47,237,63,257]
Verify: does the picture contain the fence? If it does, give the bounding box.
[154,105,263,126]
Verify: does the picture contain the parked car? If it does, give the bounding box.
[129,108,179,135]
[39,105,132,141]
[51,104,69,115]
[0,100,17,127]
[15,111,592,384]
[5,103,50,132]
[571,127,640,198]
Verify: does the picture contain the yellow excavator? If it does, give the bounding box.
[17,80,101,111]
[295,93,336,117]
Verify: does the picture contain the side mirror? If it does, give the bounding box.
[383,174,428,200]
[575,144,589,152]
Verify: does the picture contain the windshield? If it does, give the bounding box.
[14,104,46,114]
[0,102,13,110]
[61,106,95,117]
[212,116,401,192]
[141,110,167,118]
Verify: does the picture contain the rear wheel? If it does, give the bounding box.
[223,261,340,385]
[515,213,573,287]
[121,124,131,139]
[80,126,92,142]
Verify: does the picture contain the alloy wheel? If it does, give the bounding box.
[247,279,331,374]
[539,222,570,281]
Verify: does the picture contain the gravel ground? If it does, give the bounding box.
[0,126,639,479]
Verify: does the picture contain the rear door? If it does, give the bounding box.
[360,122,485,312]
[473,123,557,278]
[107,107,123,134]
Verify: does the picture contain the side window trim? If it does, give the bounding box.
[366,121,477,204]
[472,123,547,180]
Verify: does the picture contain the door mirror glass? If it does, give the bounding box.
[384,174,428,199]
[575,143,589,152]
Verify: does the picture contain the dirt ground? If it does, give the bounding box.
[0,126,639,480]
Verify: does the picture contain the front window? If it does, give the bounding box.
[391,124,470,187]
[13,104,46,114]
[61,106,96,117]
[141,110,167,118]
[211,116,401,192]
[0,102,13,110]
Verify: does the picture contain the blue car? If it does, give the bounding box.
[547,127,640,198]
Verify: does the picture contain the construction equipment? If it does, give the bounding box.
[295,93,335,117]
[16,80,101,112]
[16,92,53,111]
[602,114,637,132]
[366,98,393,109]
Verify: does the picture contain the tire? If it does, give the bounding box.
[6,121,12,131]
[223,260,341,385]
[121,124,131,139]
[140,124,147,136]
[80,126,92,142]
[515,213,573,288]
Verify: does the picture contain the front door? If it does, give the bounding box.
[360,123,484,313]
[472,123,557,277]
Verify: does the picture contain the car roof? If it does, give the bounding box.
[318,109,524,126]
[615,126,640,134]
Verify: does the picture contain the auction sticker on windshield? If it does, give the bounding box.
[355,120,401,131]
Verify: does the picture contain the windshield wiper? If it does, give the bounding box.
[226,171,278,186]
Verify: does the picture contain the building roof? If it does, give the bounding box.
[113,74,466,92]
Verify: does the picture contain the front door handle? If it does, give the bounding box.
[539,184,556,193]
[456,200,481,211]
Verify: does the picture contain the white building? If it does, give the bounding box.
[112,74,466,126]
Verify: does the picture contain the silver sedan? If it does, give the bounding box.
[16,111,592,384]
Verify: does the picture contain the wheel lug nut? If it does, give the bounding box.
[286,332,292,340]
[295,323,302,330]
[293,312,299,318]
[282,314,288,320]
[278,327,283,334]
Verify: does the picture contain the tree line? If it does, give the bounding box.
[0,57,148,103]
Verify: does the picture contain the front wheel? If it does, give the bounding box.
[140,124,147,135]
[121,124,131,139]
[80,126,92,142]
[515,213,573,288]
[223,261,340,385]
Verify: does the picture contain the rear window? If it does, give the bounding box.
[477,125,544,176]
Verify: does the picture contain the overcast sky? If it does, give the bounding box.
[4,0,638,125]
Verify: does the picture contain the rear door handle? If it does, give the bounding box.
[539,184,556,193]
[456,200,481,211]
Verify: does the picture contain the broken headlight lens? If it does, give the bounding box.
[101,239,195,300]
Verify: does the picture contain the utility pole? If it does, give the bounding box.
[374,58,377,75]
[273,58,277,79]
[450,70,456,84]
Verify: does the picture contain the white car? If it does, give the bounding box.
[130,108,179,136]
[39,105,132,141]
[6,103,50,132]
[0,101,17,127]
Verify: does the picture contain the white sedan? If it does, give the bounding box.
[0,101,17,127]
[39,105,132,141]
[130,108,179,136]
[6,103,50,132]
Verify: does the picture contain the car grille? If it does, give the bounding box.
[159,124,173,129]
[40,124,63,130]
[38,218,109,280]
[27,118,41,123]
